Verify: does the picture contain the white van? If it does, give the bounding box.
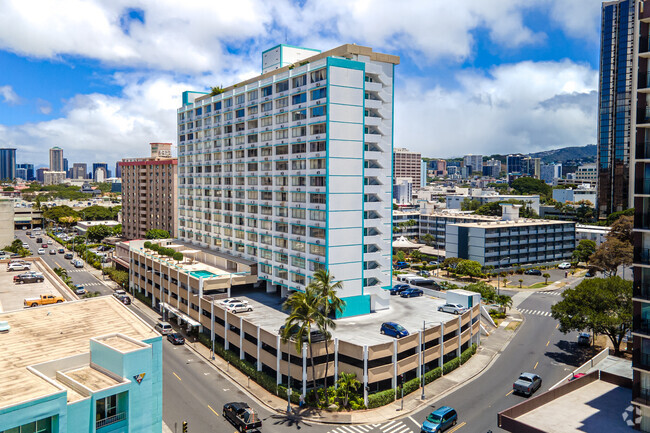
[155,322,173,335]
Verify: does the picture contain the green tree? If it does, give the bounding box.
[607,215,633,244]
[112,224,122,236]
[336,372,361,408]
[422,234,435,246]
[442,257,463,269]
[455,260,483,281]
[81,205,115,221]
[605,208,634,226]
[589,237,632,276]
[395,250,406,263]
[145,229,170,239]
[86,225,113,242]
[474,199,539,218]
[4,239,23,253]
[572,239,597,264]
[542,273,550,284]
[575,202,596,223]
[551,276,632,355]
[464,281,496,303]
[461,198,482,211]
[511,177,552,199]
[59,215,81,227]
[495,294,513,313]
[43,205,79,221]
[518,278,523,288]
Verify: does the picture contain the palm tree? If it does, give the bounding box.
[542,273,550,284]
[336,372,361,408]
[309,269,345,389]
[518,279,523,288]
[495,294,513,313]
[282,287,333,397]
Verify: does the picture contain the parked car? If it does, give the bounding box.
[24,294,64,307]
[429,260,440,266]
[419,280,443,290]
[222,402,262,432]
[47,240,53,245]
[74,285,87,295]
[21,242,29,249]
[155,322,173,335]
[421,406,458,433]
[524,269,542,276]
[418,270,430,277]
[48,249,56,255]
[568,373,586,382]
[64,253,73,259]
[278,324,327,343]
[380,322,409,338]
[389,284,410,295]
[7,262,30,271]
[395,261,409,270]
[585,270,596,278]
[37,248,45,255]
[577,332,591,346]
[400,288,424,298]
[226,303,253,313]
[437,303,467,315]
[13,272,45,284]
[513,372,542,396]
[117,294,131,305]
[558,262,572,269]
[219,298,249,305]
[167,333,185,345]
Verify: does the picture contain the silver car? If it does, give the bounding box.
[437,303,467,315]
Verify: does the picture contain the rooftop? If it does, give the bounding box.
[454,218,574,229]
[0,296,157,409]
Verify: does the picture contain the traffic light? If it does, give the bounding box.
[397,374,404,387]
[182,421,187,433]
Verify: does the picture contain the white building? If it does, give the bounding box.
[463,154,483,173]
[576,224,610,246]
[393,178,412,205]
[177,44,399,317]
[575,163,597,183]
[42,170,66,186]
[446,190,541,214]
[552,185,597,206]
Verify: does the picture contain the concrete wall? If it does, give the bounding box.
[0,200,14,248]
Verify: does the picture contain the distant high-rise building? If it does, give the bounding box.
[393,178,412,204]
[36,167,48,183]
[120,143,178,240]
[506,154,524,175]
[0,148,16,181]
[92,163,108,180]
[597,0,635,216]
[394,148,422,189]
[16,163,34,181]
[43,171,66,186]
[49,147,64,172]
[428,159,447,176]
[463,154,483,174]
[540,163,562,184]
[63,158,68,175]
[71,163,87,180]
[115,161,121,178]
[575,163,597,183]
[15,168,27,180]
[483,159,501,178]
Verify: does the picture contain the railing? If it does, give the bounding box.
[96,412,126,429]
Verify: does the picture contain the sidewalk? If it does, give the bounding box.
[129,295,521,425]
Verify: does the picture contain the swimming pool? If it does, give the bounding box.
[190,270,217,278]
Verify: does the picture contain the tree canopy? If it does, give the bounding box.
[86,225,113,243]
[474,199,539,218]
[588,215,633,275]
[551,276,632,355]
[572,239,597,263]
[455,260,483,280]
[145,229,171,239]
[510,177,552,199]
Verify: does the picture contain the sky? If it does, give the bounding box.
[0,0,602,169]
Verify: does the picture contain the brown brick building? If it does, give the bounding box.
[119,143,178,239]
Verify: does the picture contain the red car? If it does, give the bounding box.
[568,373,585,382]
[41,243,47,248]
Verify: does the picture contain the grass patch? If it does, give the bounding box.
[505,321,521,331]
[528,282,551,289]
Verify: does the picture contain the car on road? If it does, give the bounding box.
[48,249,56,255]
[225,302,253,313]
[222,402,262,432]
[513,372,542,397]
[72,259,84,268]
[37,248,45,255]
[421,406,458,433]
[21,242,28,249]
[429,260,440,266]
[47,240,52,245]
[558,262,571,269]
[585,270,596,277]
[36,237,42,244]
[167,332,185,345]
[7,262,30,271]
[389,284,410,295]
[400,287,424,298]
[155,322,173,335]
[380,322,409,338]
[58,248,65,254]
[577,332,591,346]
[219,297,249,305]
[74,285,87,295]
[524,268,542,276]
[13,272,45,284]
[64,253,73,259]
[437,303,467,315]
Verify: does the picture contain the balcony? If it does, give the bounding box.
[637,178,650,195]
[639,107,650,125]
[96,412,126,429]
[636,248,650,265]
[638,142,650,160]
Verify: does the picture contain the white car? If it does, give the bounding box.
[37,248,45,255]
[558,262,571,269]
[7,262,30,271]
[219,298,249,306]
[21,243,28,249]
[225,303,253,314]
[47,240,53,245]
[437,303,467,315]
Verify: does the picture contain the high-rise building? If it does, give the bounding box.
[43,171,66,186]
[0,148,16,181]
[36,167,48,183]
[49,146,64,172]
[393,178,412,205]
[63,157,68,174]
[463,154,483,174]
[16,163,34,181]
[177,44,398,316]
[92,162,108,180]
[540,163,562,184]
[428,159,447,176]
[71,163,87,180]
[394,148,422,189]
[598,0,636,216]
[506,154,524,175]
[115,161,122,178]
[15,167,27,181]
[483,159,502,178]
[119,143,178,240]
[575,163,598,183]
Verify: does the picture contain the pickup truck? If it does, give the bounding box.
[513,372,542,397]
[222,402,262,432]
[14,272,45,284]
[24,294,65,308]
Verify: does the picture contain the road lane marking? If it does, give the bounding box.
[534,361,539,370]
[447,422,466,433]
[546,340,550,347]
[207,404,219,416]
[408,416,419,426]
[556,323,559,329]
[506,389,514,396]
[173,372,182,381]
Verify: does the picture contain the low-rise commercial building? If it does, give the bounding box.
[552,185,597,206]
[0,297,162,432]
[446,191,541,214]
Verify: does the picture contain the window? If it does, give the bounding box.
[276,160,288,171]
[276,237,288,248]
[311,88,326,100]
[292,192,306,202]
[260,116,272,127]
[276,80,289,93]
[235,109,245,118]
[292,159,306,170]
[96,394,118,423]
[310,176,325,186]
[260,249,272,260]
[276,113,289,124]
[310,141,326,152]
[276,97,289,109]
[5,418,53,433]
[310,227,326,239]
[311,106,326,117]
[260,131,272,142]
[310,159,326,169]
[262,85,273,97]
[292,92,307,105]
[291,240,306,252]
[261,101,273,112]
[310,210,326,221]
[276,145,289,155]
[310,193,326,204]
[276,129,289,139]
[224,98,233,108]
[214,101,222,110]
[292,142,306,154]
[292,109,307,121]
[292,209,306,220]
[310,244,326,256]
[292,176,306,186]
[248,90,258,101]
[235,94,245,104]
[311,69,327,83]
[293,75,307,88]
[311,123,326,135]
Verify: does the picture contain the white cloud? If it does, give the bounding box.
[0,85,19,104]
[395,60,598,157]
[36,98,52,114]
[547,0,601,41]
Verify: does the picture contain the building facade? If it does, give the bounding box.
[177,44,397,316]
[576,163,597,183]
[36,167,48,183]
[394,147,422,189]
[119,143,178,240]
[463,154,483,174]
[16,163,34,181]
[0,148,16,181]
[483,159,501,178]
[92,163,109,180]
[42,170,66,186]
[552,186,597,206]
[49,146,64,172]
[0,297,162,432]
[72,162,88,180]
[393,178,413,205]
[598,0,636,216]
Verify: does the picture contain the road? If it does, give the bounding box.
[16,229,591,433]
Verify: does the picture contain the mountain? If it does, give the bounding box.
[528,144,596,164]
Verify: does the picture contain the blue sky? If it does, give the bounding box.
[0,0,602,168]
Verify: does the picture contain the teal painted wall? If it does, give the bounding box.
[0,393,66,432]
[338,295,371,318]
[67,399,91,433]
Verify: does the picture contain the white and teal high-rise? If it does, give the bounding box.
[177,44,399,317]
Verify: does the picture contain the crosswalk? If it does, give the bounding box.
[67,269,86,273]
[326,420,414,433]
[536,290,563,297]
[81,282,103,287]
[519,308,552,317]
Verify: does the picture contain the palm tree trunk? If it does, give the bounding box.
[309,342,317,398]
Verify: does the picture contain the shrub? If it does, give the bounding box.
[443,357,460,374]
[489,309,506,319]
[173,252,183,261]
[144,241,152,249]
[461,344,477,364]
[367,389,395,409]
[403,377,420,395]
[424,367,442,385]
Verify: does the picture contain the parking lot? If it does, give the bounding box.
[0,259,67,313]
[228,288,458,345]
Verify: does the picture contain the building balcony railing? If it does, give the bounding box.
[96,412,126,429]
[637,248,650,265]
